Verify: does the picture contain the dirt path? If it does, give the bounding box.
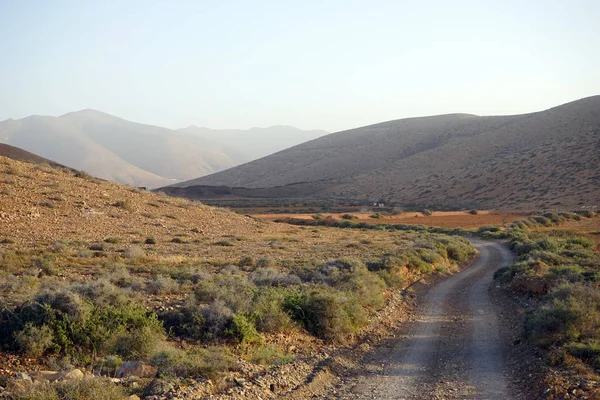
[331,240,522,399]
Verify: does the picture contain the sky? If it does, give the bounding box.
[0,0,599,132]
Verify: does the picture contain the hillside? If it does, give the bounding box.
[168,96,600,210]
[0,143,73,170]
[0,153,478,398]
[0,110,327,188]
[179,125,328,162]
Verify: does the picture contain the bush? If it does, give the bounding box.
[122,246,145,259]
[250,346,294,365]
[469,209,478,215]
[146,275,178,295]
[199,300,235,340]
[151,346,234,379]
[1,285,165,358]
[250,268,301,287]
[284,287,365,342]
[11,377,128,400]
[112,200,133,211]
[422,209,433,216]
[341,214,358,220]
[250,288,295,333]
[108,324,164,360]
[145,237,157,245]
[238,256,254,267]
[15,323,54,357]
[231,314,262,345]
[446,243,473,262]
[525,284,600,347]
[564,340,600,369]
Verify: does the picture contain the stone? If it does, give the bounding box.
[28,370,61,382]
[62,368,84,380]
[116,361,158,379]
[14,372,32,382]
[128,395,141,400]
[143,379,174,397]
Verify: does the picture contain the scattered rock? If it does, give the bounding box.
[143,379,174,397]
[62,368,84,380]
[117,361,158,379]
[28,370,61,382]
[13,372,32,383]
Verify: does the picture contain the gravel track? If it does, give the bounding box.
[335,240,521,399]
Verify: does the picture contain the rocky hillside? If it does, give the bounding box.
[0,110,326,188]
[169,96,600,210]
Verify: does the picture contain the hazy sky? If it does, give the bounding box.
[1,1,598,132]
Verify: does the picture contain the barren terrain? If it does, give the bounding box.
[169,95,600,210]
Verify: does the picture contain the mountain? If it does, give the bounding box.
[0,110,327,188]
[166,96,600,210]
[179,125,328,162]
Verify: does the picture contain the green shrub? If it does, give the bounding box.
[525,284,600,346]
[14,323,54,357]
[250,289,295,333]
[231,314,262,345]
[370,213,384,219]
[11,377,128,400]
[284,287,364,342]
[145,237,157,245]
[422,209,433,216]
[565,340,600,368]
[146,275,178,295]
[151,346,234,379]
[446,243,473,262]
[469,209,478,215]
[238,256,254,267]
[250,268,301,287]
[250,345,294,365]
[108,324,164,360]
[1,285,165,358]
[312,213,324,220]
[341,214,358,220]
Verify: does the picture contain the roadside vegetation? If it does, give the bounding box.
[0,154,479,398]
[481,211,600,371]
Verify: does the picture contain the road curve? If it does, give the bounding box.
[336,239,519,400]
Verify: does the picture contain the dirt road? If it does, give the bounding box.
[332,240,521,399]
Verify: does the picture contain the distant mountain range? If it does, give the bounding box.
[166,96,600,210]
[0,110,327,188]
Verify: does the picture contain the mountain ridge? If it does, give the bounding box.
[166,96,600,210]
[0,110,327,188]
